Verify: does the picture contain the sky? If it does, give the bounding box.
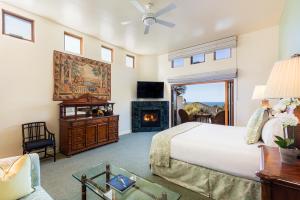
[182,82,225,102]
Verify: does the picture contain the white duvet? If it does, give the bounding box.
[170,122,262,180]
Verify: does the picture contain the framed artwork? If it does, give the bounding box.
[53,51,111,101]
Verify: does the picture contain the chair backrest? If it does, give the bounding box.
[211,111,225,125]
[178,109,191,123]
[22,122,47,143]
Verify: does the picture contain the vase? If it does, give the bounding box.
[279,148,298,164]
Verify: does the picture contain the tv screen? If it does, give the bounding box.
[137,81,164,98]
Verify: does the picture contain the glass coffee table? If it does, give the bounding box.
[73,163,180,200]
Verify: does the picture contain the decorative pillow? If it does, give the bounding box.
[246,108,269,144]
[262,118,284,147]
[0,154,34,200]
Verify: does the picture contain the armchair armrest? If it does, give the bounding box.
[45,127,56,143]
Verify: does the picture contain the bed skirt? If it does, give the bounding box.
[151,159,261,200]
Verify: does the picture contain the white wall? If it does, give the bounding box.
[0,3,155,157]
[236,26,279,125]
[279,0,300,59]
[157,26,279,126]
[138,55,158,81]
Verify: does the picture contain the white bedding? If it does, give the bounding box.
[170,122,262,180]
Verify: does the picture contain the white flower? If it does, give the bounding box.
[280,98,292,106]
[273,102,287,113]
[290,98,300,107]
[275,112,299,128]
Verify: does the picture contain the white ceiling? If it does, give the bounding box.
[2,0,285,55]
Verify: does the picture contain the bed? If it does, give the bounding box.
[149,122,262,200]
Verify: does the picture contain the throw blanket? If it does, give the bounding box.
[150,122,201,168]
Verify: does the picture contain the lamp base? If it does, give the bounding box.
[261,99,270,109]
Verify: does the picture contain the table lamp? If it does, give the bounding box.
[252,85,269,108]
[265,54,300,99]
[265,54,300,163]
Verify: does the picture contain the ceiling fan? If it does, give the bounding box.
[125,0,176,34]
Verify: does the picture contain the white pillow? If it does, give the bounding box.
[246,108,269,144]
[262,118,284,147]
[0,154,34,200]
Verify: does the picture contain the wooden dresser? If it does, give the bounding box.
[256,146,300,200]
[59,96,119,156]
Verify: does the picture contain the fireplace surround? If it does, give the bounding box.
[132,101,169,132]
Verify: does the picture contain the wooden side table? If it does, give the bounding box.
[256,146,300,200]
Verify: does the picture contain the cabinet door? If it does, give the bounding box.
[109,121,118,140]
[71,127,85,151]
[86,125,97,147]
[97,123,108,143]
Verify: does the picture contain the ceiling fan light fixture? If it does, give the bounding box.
[142,13,156,26]
[130,0,176,34]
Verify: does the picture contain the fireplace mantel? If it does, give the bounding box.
[132,101,169,132]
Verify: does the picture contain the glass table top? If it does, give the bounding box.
[73,163,180,200]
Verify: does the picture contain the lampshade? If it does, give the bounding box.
[252,85,266,100]
[265,56,300,98]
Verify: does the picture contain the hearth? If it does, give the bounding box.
[141,110,160,127]
[132,101,169,132]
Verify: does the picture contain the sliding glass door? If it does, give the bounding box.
[171,80,234,126]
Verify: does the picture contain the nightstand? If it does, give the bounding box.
[256,146,300,200]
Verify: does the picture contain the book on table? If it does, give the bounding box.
[106,174,136,193]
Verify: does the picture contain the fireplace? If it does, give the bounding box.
[132,101,169,132]
[141,110,160,127]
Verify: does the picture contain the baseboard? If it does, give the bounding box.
[119,129,132,135]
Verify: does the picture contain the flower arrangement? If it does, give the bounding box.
[273,98,300,128]
[273,98,300,164]
[272,98,299,163]
[273,98,300,114]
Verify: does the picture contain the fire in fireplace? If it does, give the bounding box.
[141,110,160,127]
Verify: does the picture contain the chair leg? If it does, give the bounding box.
[44,147,47,158]
[53,146,56,162]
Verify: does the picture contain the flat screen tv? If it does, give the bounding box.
[137,81,164,98]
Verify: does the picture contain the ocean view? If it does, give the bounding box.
[187,102,225,107]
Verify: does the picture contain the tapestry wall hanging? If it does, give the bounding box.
[53,51,111,101]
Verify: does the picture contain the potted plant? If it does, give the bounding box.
[274,136,298,164]
[273,98,300,164]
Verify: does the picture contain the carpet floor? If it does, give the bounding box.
[41,132,209,200]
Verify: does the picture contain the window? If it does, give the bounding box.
[101,46,113,63]
[64,32,82,54]
[171,58,184,68]
[214,48,231,60]
[2,10,34,41]
[191,53,205,64]
[126,55,135,68]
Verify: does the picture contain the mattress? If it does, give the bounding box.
[170,123,262,180]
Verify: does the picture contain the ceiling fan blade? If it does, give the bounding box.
[130,0,146,13]
[156,19,175,28]
[144,25,150,34]
[155,3,176,17]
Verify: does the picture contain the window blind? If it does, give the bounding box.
[167,68,237,84]
[168,36,237,61]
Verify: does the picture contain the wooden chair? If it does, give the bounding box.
[211,111,225,125]
[22,122,56,162]
[178,109,194,123]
